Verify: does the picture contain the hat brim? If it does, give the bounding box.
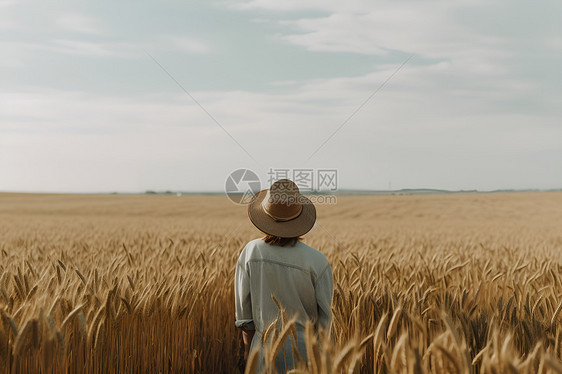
[248,189,316,237]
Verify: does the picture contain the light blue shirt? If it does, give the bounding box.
[234,238,333,334]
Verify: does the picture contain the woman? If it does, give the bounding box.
[235,179,333,372]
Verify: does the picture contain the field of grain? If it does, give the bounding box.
[1,192,562,373]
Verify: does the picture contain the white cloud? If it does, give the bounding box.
[0,89,218,134]
[55,12,102,35]
[151,35,212,54]
[2,37,211,67]
[545,37,562,50]
[0,0,17,29]
[232,0,539,92]
[229,0,372,12]
[46,35,213,57]
[1,0,560,192]
[230,0,484,12]
[0,34,211,64]
[1,55,561,193]
[273,4,508,74]
[0,89,241,192]
[47,39,138,57]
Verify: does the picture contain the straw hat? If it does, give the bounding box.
[248,179,316,237]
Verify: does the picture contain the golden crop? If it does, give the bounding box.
[0,192,561,373]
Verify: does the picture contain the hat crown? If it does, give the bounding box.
[248,178,316,237]
[261,179,303,222]
[270,179,299,194]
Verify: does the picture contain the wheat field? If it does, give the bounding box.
[1,191,561,373]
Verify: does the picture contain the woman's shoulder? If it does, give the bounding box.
[294,241,330,266]
[238,238,266,259]
[240,238,265,249]
[240,238,330,268]
[245,237,266,249]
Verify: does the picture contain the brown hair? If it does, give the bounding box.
[263,235,301,247]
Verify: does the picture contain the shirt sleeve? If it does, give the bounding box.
[315,263,333,331]
[234,253,255,331]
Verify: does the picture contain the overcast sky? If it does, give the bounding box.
[1,0,561,193]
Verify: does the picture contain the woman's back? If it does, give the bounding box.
[235,238,332,334]
[234,179,333,372]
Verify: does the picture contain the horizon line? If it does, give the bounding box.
[1,187,561,196]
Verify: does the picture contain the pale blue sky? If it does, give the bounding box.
[1,0,561,192]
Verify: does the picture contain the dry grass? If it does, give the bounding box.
[0,192,561,373]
